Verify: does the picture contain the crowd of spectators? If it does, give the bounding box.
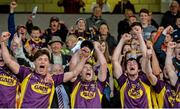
[0,0,180,108]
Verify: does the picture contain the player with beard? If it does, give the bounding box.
[0,32,20,108]
[0,32,88,108]
[70,40,107,108]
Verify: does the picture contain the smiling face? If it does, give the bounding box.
[140,12,149,25]
[34,54,50,76]
[50,42,62,54]
[81,64,94,82]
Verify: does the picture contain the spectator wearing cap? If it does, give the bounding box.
[8,1,28,47]
[98,23,117,56]
[69,18,93,40]
[69,41,107,108]
[43,16,68,44]
[161,0,180,28]
[48,36,71,72]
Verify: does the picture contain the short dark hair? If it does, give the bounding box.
[33,49,51,62]
[139,8,149,15]
[130,22,142,29]
[31,26,41,33]
[81,40,94,52]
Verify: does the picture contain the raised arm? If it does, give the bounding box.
[94,41,107,82]
[8,1,17,47]
[63,51,88,82]
[142,48,158,86]
[112,33,131,79]
[146,40,161,76]
[12,34,35,68]
[69,50,80,71]
[165,42,178,86]
[1,32,20,74]
[136,29,147,57]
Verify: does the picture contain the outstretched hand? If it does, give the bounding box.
[13,33,22,44]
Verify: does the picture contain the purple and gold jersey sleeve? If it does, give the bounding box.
[52,73,64,86]
[139,73,151,86]
[118,74,127,88]
[152,79,165,93]
[17,66,31,82]
[97,79,106,93]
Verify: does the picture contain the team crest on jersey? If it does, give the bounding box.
[0,74,16,86]
[80,90,96,99]
[128,84,143,99]
[167,89,176,107]
[31,82,51,95]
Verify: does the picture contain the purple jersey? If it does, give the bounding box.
[118,73,152,108]
[71,79,105,108]
[0,66,19,108]
[153,79,180,108]
[175,79,180,108]
[18,66,64,108]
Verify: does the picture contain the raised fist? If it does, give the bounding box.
[0,32,11,42]
[163,26,174,35]
[122,33,132,42]
[167,42,176,49]
[10,1,17,9]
